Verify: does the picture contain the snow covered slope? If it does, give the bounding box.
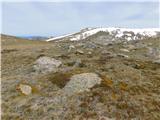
[46,27,160,42]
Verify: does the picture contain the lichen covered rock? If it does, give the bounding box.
[63,73,102,96]
[33,56,62,73]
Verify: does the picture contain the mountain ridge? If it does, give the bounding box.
[46,27,160,42]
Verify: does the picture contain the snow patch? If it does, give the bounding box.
[46,27,160,42]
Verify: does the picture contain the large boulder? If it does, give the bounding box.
[63,73,102,96]
[33,56,62,73]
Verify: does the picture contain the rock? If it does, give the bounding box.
[16,84,32,95]
[75,49,84,54]
[117,54,129,58]
[100,50,116,59]
[125,44,136,50]
[68,45,75,52]
[88,51,92,55]
[73,59,83,67]
[135,43,147,48]
[66,59,85,68]
[63,73,102,96]
[99,117,116,120]
[87,51,93,57]
[147,47,160,59]
[83,43,97,49]
[33,56,62,73]
[69,45,75,49]
[120,48,130,52]
[57,54,70,59]
[153,59,160,64]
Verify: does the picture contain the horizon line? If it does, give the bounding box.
[2,27,160,37]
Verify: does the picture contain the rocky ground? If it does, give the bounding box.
[1,34,160,120]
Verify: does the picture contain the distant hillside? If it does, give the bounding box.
[1,34,50,50]
[19,36,49,40]
[1,34,31,44]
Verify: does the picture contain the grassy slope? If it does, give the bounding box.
[1,34,160,120]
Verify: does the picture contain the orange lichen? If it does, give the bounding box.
[112,92,117,100]
[119,82,128,91]
[100,75,113,88]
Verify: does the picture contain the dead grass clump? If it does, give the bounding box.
[119,82,128,91]
[128,85,149,95]
[100,75,114,88]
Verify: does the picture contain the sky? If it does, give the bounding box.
[1,0,160,37]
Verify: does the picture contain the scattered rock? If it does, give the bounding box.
[99,116,116,120]
[153,59,160,64]
[57,54,70,59]
[120,49,130,52]
[125,44,136,50]
[132,63,145,69]
[68,45,75,52]
[76,49,84,54]
[117,54,129,58]
[63,73,102,95]
[101,50,113,55]
[135,42,147,48]
[87,51,93,57]
[88,51,92,55]
[33,56,62,73]
[83,43,97,49]
[73,59,85,68]
[100,51,116,60]
[16,84,32,95]
[147,47,160,59]
[69,45,75,49]
[66,59,85,68]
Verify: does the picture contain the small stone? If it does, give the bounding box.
[125,44,136,50]
[73,59,83,67]
[69,45,75,49]
[76,49,84,54]
[88,51,92,55]
[68,45,75,52]
[17,84,32,95]
[99,117,116,120]
[100,51,116,59]
[153,59,160,64]
[147,47,160,59]
[101,50,112,55]
[117,54,129,58]
[120,49,130,52]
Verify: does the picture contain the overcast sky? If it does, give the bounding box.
[1,0,159,36]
